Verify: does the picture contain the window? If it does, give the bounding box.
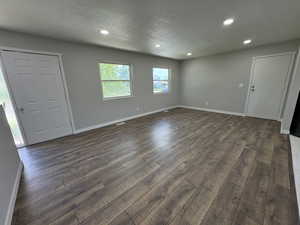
[152,67,170,94]
[99,63,132,99]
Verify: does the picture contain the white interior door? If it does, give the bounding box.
[1,51,72,145]
[246,53,294,120]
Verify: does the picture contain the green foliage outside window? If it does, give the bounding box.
[153,68,169,93]
[99,63,132,99]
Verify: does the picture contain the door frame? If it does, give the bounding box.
[0,46,75,146]
[244,52,296,121]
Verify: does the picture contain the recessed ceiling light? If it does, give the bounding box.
[187,52,192,56]
[155,44,161,48]
[99,29,109,35]
[243,39,252,45]
[223,18,234,26]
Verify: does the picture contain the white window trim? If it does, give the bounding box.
[152,67,171,95]
[99,62,134,101]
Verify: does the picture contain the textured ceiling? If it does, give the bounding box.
[0,0,299,59]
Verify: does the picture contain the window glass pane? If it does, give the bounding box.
[153,68,169,80]
[102,81,131,98]
[100,63,130,80]
[153,81,169,93]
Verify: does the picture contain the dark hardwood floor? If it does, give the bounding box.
[13,108,298,225]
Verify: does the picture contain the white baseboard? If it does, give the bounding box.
[74,106,178,134]
[177,105,245,117]
[5,161,23,225]
[281,129,290,134]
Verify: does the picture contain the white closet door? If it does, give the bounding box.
[247,53,294,120]
[1,51,72,145]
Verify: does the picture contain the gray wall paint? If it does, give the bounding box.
[0,30,180,130]
[0,29,299,133]
[180,40,300,114]
[0,106,20,225]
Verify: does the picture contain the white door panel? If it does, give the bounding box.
[1,51,72,145]
[247,53,293,120]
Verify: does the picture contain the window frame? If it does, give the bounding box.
[98,61,134,101]
[152,66,171,95]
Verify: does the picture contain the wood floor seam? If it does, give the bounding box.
[125,210,137,225]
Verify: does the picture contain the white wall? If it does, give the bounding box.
[180,40,300,115]
[0,106,21,225]
[0,29,180,131]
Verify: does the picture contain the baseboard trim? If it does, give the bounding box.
[178,105,245,117]
[5,161,23,225]
[74,106,178,134]
[281,129,290,134]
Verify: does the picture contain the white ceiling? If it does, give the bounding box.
[0,0,299,59]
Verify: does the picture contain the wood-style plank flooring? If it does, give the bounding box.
[13,108,298,225]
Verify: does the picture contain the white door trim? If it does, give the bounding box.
[244,51,296,121]
[0,46,63,57]
[0,47,75,145]
[57,54,75,133]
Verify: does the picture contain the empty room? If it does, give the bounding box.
[1,0,300,225]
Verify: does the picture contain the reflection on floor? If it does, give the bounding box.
[13,108,298,225]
